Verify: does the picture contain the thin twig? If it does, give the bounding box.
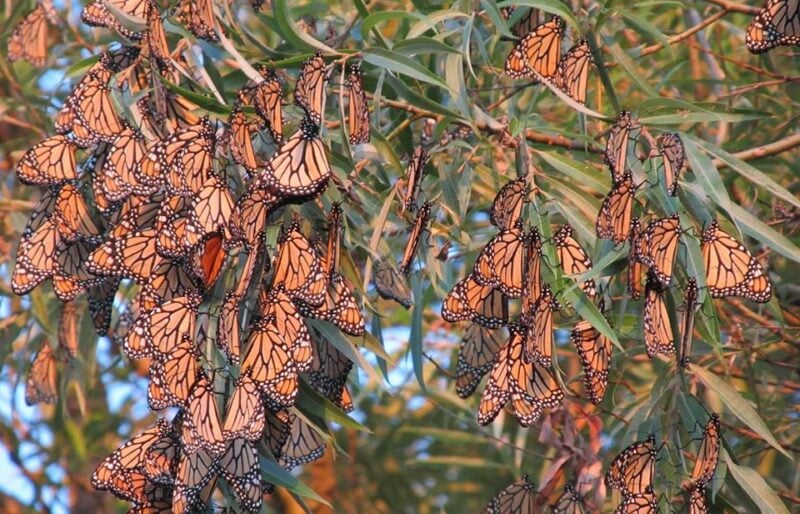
[712,133,800,168]
[702,0,759,15]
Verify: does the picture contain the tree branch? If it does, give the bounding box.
[713,133,800,168]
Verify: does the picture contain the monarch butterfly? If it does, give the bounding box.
[140,118,215,197]
[746,0,800,53]
[297,273,366,336]
[455,323,504,398]
[399,201,432,275]
[628,217,644,300]
[217,291,242,364]
[260,286,313,371]
[400,146,429,213]
[16,135,77,186]
[230,184,283,248]
[701,220,772,303]
[8,2,58,67]
[295,51,327,125]
[261,116,331,197]
[687,484,708,514]
[474,222,525,298]
[100,126,153,202]
[605,434,658,496]
[554,224,597,299]
[503,7,542,37]
[144,2,171,71]
[643,272,676,358]
[658,133,686,196]
[271,219,326,305]
[323,203,343,277]
[479,324,563,426]
[228,105,259,172]
[87,277,121,336]
[442,275,509,329]
[679,278,698,366]
[58,302,79,358]
[186,175,235,247]
[241,315,299,408]
[346,63,370,144]
[174,0,218,42]
[522,228,543,312]
[490,177,527,231]
[173,443,218,513]
[142,259,201,306]
[52,243,93,302]
[309,327,355,412]
[556,39,592,104]
[482,474,537,514]
[25,342,59,405]
[54,65,126,148]
[605,111,639,185]
[239,66,284,143]
[522,285,559,367]
[687,413,721,489]
[81,0,148,40]
[571,318,612,405]
[91,419,172,502]
[219,439,263,514]
[278,414,327,470]
[187,232,226,289]
[184,376,226,456]
[505,17,565,80]
[596,171,635,245]
[137,87,202,139]
[221,375,265,442]
[373,258,413,308]
[53,184,102,243]
[633,215,681,286]
[87,228,164,283]
[125,293,200,359]
[613,487,659,514]
[551,482,587,514]
[12,216,60,296]
[148,334,200,410]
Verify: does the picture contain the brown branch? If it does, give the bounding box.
[703,0,759,15]
[377,97,602,153]
[712,133,800,168]
[639,9,730,59]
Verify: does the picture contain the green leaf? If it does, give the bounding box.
[297,381,370,432]
[407,456,507,468]
[496,0,579,28]
[725,457,791,514]
[273,0,337,54]
[160,79,231,115]
[690,364,791,460]
[480,0,515,39]
[606,42,660,98]
[260,457,330,505]
[689,135,800,211]
[618,9,672,51]
[393,37,461,56]
[363,48,453,92]
[361,11,426,38]
[409,275,426,391]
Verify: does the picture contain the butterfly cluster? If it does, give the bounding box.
[482,412,721,514]
[9,1,372,512]
[596,110,773,363]
[502,9,593,105]
[442,176,608,426]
